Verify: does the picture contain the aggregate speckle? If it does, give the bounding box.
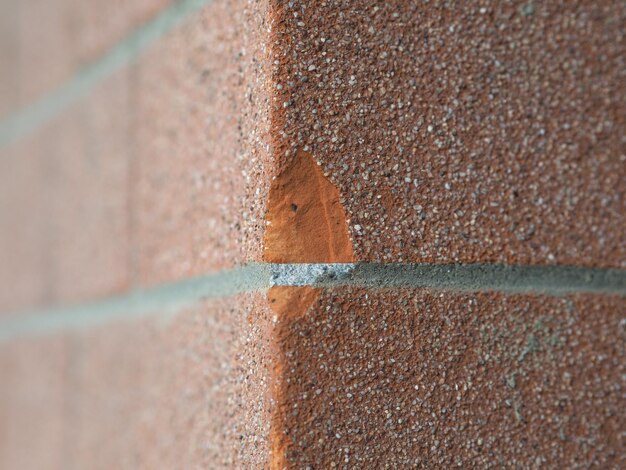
[274,289,625,468]
[269,0,626,268]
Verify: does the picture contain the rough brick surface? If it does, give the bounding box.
[1,0,273,308]
[73,294,274,469]
[263,3,625,466]
[0,0,624,468]
[0,294,275,469]
[132,0,246,285]
[130,0,272,285]
[0,2,275,464]
[272,289,625,468]
[270,0,626,267]
[68,299,241,469]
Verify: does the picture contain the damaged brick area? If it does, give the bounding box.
[263,148,355,468]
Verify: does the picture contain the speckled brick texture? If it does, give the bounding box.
[0,0,625,468]
[0,294,276,469]
[64,294,274,469]
[133,0,271,286]
[265,2,626,466]
[272,289,625,468]
[0,0,274,309]
[270,0,626,267]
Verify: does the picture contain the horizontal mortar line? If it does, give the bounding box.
[0,263,272,344]
[0,262,625,343]
[0,0,213,149]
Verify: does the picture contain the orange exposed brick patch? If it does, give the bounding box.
[263,148,354,468]
[263,149,354,265]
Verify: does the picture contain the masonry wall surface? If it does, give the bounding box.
[0,0,624,468]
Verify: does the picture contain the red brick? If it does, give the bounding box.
[45,69,131,305]
[75,0,170,63]
[12,0,169,115]
[0,0,19,118]
[63,293,272,468]
[0,293,276,468]
[0,336,70,470]
[0,133,50,312]
[272,288,625,468]
[0,0,274,309]
[132,0,271,286]
[271,0,626,267]
[1,2,624,469]
[0,69,131,311]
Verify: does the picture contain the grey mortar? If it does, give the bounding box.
[1,262,624,342]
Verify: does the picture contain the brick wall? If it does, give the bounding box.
[0,0,624,468]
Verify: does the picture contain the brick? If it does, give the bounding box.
[12,0,169,116]
[0,336,70,470]
[0,293,275,468]
[0,68,131,311]
[15,0,75,112]
[132,0,271,286]
[0,132,51,312]
[0,0,19,117]
[1,0,273,309]
[63,293,272,468]
[0,0,273,307]
[1,2,624,470]
[271,288,626,468]
[270,0,626,267]
[75,0,170,63]
[45,69,131,305]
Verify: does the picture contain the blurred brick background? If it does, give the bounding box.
[1,1,274,467]
[0,0,624,468]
